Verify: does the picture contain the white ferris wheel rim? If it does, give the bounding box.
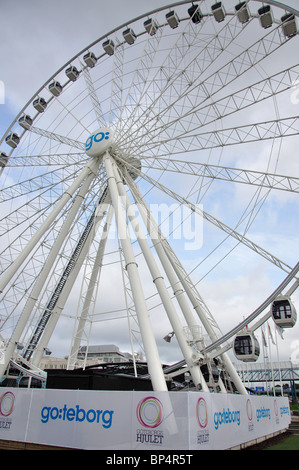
[1,0,299,145]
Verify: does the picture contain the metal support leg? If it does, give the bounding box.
[67,205,114,370]
[114,164,209,392]
[31,187,109,367]
[125,171,247,395]
[0,159,100,380]
[103,152,167,391]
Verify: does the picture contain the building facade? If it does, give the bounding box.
[39,344,135,370]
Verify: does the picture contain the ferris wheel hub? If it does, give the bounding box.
[85,127,114,157]
[118,156,142,181]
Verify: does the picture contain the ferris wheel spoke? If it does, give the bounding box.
[134,115,299,156]
[27,125,85,151]
[114,18,165,142]
[0,163,85,235]
[119,21,288,150]
[0,161,102,242]
[1,1,299,392]
[115,19,197,144]
[5,152,88,167]
[126,59,299,155]
[55,95,91,135]
[0,196,73,278]
[81,62,107,128]
[0,190,61,241]
[137,169,293,274]
[117,11,247,148]
[0,162,83,202]
[141,157,299,194]
[179,63,299,135]
[109,40,124,128]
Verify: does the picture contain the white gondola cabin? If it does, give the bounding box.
[235,2,250,23]
[258,5,273,29]
[0,152,8,168]
[281,14,297,38]
[102,40,115,56]
[5,132,20,148]
[166,11,180,29]
[65,65,80,82]
[188,4,203,24]
[83,52,97,67]
[271,295,297,328]
[49,81,63,96]
[18,114,33,130]
[233,330,260,362]
[123,28,137,45]
[211,2,226,23]
[144,18,159,36]
[33,97,47,113]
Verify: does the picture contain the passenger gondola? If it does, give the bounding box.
[271,295,297,328]
[5,132,20,148]
[65,65,80,82]
[188,4,203,24]
[144,18,159,35]
[258,5,273,29]
[18,114,33,130]
[33,97,47,113]
[211,2,226,23]
[166,11,180,29]
[83,51,97,67]
[49,81,63,97]
[123,28,137,44]
[102,40,115,56]
[0,152,8,168]
[281,13,297,38]
[235,2,250,23]
[233,330,260,362]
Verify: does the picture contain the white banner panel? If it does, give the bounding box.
[0,388,32,442]
[25,389,133,450]
[0,387,291,450]
[132,392,189,450]
[188,392,291,450]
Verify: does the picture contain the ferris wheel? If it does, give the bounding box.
[0,0,298,394]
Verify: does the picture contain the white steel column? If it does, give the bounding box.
[125,171,247,395]
[103,152,167,392]
[0,159,100,294]
[114,164,209,392]
[0,159,100,380]
[31,191,110,368]
[125,171,205,335]
[67,205,114,370]
[161,249,248,395]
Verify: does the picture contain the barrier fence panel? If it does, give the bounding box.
[188,392,290,450]
[0,388,291,450]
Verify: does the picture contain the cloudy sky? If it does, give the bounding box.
[1,0,299,376]
[1,0,298,125]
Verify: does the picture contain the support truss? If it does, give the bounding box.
[142,157,299,194]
